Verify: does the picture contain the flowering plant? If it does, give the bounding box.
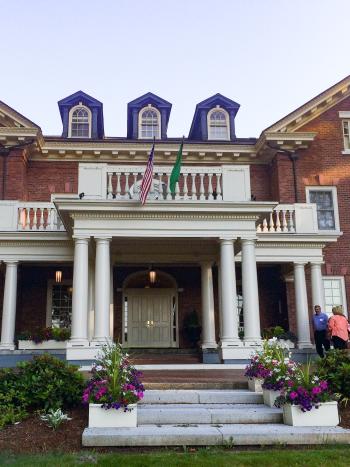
[275,362,334,412]
[82,343,144,411]
[262,356,299,391]
[244,338,289,379]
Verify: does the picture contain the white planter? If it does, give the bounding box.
[18,340,67,350]
[263,388,281,407]
[88,403,137,428]
[247,377,263,392]
[283,401,339,427]
[279,339,295,349]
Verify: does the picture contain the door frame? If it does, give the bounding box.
[122,287,179,348]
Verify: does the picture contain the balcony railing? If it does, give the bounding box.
[0,201,65,232]
[78,163,252,202]
[257,203,319,234]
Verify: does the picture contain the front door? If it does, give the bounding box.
[124,289,177,348]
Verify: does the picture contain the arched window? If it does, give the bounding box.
[139,106,160,139]
[208,108,230,140]
[69,105,91,138]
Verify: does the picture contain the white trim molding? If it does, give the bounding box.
[138,105,161,140]
[322,275,348,317]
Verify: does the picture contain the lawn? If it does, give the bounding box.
[1,447,350,467]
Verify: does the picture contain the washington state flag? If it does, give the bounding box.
[169,139,184,194]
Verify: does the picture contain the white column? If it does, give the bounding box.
[93,237,111,343]
[294,262,312,348]
[242,239,261,345]
[110,261,114,339]
[217,262,223,338]
[219,239,240,347]
[88,259,95,341]
[70,237,89,345]
[0,261,18,350]
[200,262,217,349]
[310,263,325,311]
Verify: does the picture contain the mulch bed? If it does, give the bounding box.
[0,405,349,454]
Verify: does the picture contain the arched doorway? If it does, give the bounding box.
[122,270,178,348]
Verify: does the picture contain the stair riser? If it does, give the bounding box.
[141,393,263,405]
[138,410,282,425]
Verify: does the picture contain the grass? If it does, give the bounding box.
[1,446,350,467]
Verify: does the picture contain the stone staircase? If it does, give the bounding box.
[82,389,350,446]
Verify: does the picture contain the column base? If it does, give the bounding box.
[0,343,15,351]
[244,338,262,347]
[219,345,257,361]
[90,337,112,347]
[67,339,90,349]
[201,342,218,350]
[297,342,313,349]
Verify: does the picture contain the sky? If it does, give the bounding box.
[1,0,349,139]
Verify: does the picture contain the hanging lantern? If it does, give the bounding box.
[149,266,156,284]
[55,270,62,283]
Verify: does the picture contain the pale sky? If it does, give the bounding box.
[1,0,349,139]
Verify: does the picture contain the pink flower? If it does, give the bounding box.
[312,386,322,395]
[290,391,298,400]
[320,381,328,390]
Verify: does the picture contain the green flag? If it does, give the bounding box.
[170,139,184,194]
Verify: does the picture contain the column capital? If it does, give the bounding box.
[73,235,90,242]
[200,260,214,268]
[310,262,323,268]
[219,237,236,244]
[294,261,307,267]
[94,237,112,243]
[4,261,19,266]
[241,238,257,246]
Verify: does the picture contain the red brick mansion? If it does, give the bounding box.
[0,76,349,362]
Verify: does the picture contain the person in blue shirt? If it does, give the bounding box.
[312,305,330,358]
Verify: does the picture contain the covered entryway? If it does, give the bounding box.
[123,270,178,348]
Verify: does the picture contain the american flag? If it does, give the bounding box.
[140,139,155,205]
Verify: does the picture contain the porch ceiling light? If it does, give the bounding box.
[149,266,156,284]
[55,270,62,283]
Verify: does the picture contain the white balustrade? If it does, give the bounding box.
[257,204,296,234]
[17,203,65,231]
[105,165,223,201]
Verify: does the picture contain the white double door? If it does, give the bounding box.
[125,288,176,348]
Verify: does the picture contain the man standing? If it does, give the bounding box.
[312,305,330,358]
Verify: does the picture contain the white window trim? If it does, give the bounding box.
[138,105,161,139]
[306,186,340,232]
[68,104,92,138]
[46,279,73,327]
[207,107,230,141]
[322,275,348,317]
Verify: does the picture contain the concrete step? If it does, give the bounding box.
[138,404,283,425]
[141,390,263,405]
[144,382,247,390]
[82,424,350,447]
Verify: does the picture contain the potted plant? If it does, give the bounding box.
[17,327,70,350]
[275,363,339,426]
[183,309,201,348]
[262,354,299,407]
[83,343,144,428]
[245,338,288,392]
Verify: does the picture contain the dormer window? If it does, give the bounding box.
[208,108,229,140]
[139,106,160,139]
[69,105,91,138]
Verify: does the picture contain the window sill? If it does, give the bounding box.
[342,150,350,155]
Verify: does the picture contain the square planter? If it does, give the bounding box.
[248,377,263,392]
[263,388,281,407]
[88,403,137,428]
[18,340,67,350]
[283,401,339,427]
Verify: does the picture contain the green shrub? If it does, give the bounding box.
[16,354,84,410]
[316,349,350,405]
[0,404,27,430]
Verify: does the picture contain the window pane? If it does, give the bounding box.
[309,190,336,230]
[209,110,229,140]
[71,107,90,137]
[51,284,72,328]
[323,278,344,316]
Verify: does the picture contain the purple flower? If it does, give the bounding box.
[289,391,298,400]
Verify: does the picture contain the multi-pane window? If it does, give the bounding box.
[51,284,72,328]
[140,108,160,139]
[309,190,336,230]
[342,120,350,150]
[323,278,345,316]
[208,109,229,140]
[70,107,90,137]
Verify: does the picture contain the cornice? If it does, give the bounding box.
[256,241,327,248]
